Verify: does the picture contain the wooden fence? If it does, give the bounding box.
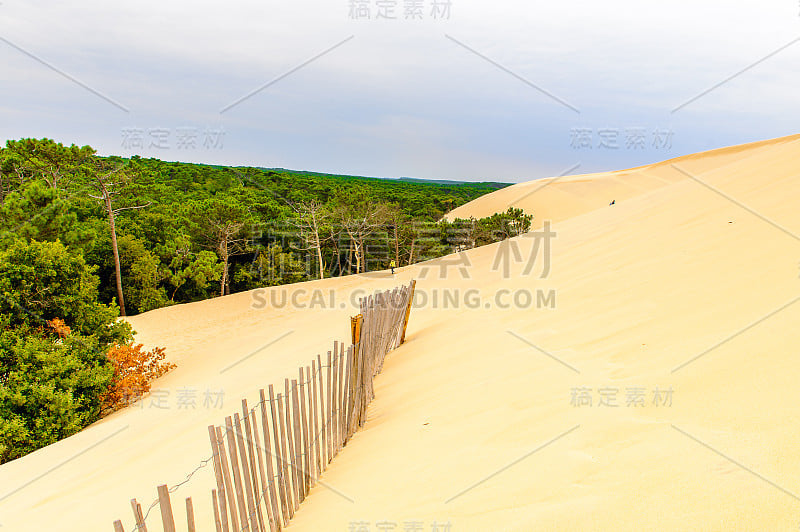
[114,280,416,531]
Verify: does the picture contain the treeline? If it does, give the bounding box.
[1,138,520,316]
[0,137,530,462]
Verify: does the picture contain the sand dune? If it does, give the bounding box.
[2,135,800,530]
[446,134,800,229]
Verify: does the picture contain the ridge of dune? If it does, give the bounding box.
[445,133,800,229]
[1,135,799,530]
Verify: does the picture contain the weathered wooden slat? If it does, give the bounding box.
[400,280,416,344]
[284,379,300,508]
[249,408,277,532]
[317,354,327,468]
[310,361,321,482]
[259,389,282,531]
[337,343,346,451]
[186,497,196,532]
[347,335,363,437]
[298,367,310,494]
[212,489,223,532]
[274,390,295,518]
[156,484,176,532]
[208,425,230,532]
[224,417,250,531]
[330,345,339,456]
[290,379,304,502]
[268,388,288,521]
[234,412,262,532]
[342,343,353,444]
[325,351,333,462]
[216,426,240,532]
[130,498,147,532]
[241,401,267,532]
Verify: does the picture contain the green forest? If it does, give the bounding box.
[0,137,531,462]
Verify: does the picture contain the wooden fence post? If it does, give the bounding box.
[304,367,314,489]
[310,362,321,481]
[156,484,176,532]
[130,498,148,532]
[274,389,295,518]
[212,490,223,532]
[283,379,300,510]
[241,401,268,532]
[317,354,327,469]
[400,280,416,344]
[233,412,262,532]
[216,426,241,532]
[336,344,346,452]
[331,344,340,455]
[249,408,277,532]
[208,425,231,532]
[186,497,196,532]
[259,389,283,530]
[343,343,354,444]
[290,379,304,501]
[325,351,333,462]
[298,367,311,495]
[350,314,363,346]
[224,417,250,531]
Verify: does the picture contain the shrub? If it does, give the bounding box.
[0,324,113,463]
[101,343,175,412]
[0,238,131,345]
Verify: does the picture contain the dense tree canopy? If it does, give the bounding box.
[0,137,525,462]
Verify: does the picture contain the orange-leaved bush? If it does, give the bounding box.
[46,317,71,338]
[101,343,175,412]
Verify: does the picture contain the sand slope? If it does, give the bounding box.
[446,134,800,230]
[2,135,800,531]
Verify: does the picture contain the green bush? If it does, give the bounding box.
[0,326,112,462]
[0,239,130,463]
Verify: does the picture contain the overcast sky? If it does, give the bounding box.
[1,0,798,182]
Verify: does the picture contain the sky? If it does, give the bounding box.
[0,0,798,183]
